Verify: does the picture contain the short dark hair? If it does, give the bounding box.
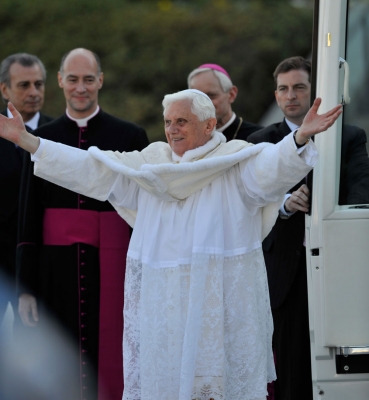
[273,56,311,87]
[0,53,46,87]
[59,49,102,75]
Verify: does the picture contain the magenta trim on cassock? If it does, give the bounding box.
[42,208,130,400]
[198,63,230,78]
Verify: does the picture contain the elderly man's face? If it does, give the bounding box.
[189,70,237,128]
[164,100,216,157]
[0,63,45,123]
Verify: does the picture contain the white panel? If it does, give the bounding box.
[308,1,369,399]
[313,380,369,400]
[322,219,369,345]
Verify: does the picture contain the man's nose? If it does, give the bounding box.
[287,88,296,100]
[28,84,39,97]
[167,124,178,134]
[76,81,86,92]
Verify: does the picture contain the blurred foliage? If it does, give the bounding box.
[0,0,313,142]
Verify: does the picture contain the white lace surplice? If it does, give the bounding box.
[124,252,274,400]
[121,163,279,400]
[32,132,318,400]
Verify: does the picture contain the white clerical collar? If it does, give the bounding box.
[171,130,227,163]
[217,112,236,132]
[7,108,40,131]
[285,118,300,132]
[66,106,100,127]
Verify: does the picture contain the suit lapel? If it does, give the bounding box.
[275,119,292,142]
[38,113,48,127]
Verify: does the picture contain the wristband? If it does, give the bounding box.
[293,130,310,148]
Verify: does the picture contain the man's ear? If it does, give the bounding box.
[98,72,104,89]
[228,85,238,104]
[0,83,9,101]
[205,117,217,135]
[57,71,64,89]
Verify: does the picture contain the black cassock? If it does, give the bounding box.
[17,110,149,400]
[222,114,262,142]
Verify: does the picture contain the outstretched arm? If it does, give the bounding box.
[295,98,342,145]
[0,103,40,153]
[1,103,139,211]
[239,99,342,205]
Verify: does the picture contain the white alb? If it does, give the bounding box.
[33,131,318,400]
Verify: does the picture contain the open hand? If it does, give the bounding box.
[0,102,26,144]
[295,98,342,145]
[0,102,40,153]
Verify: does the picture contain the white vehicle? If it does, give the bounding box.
[307,0,369,399]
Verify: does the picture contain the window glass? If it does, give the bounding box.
[339,0,369,205]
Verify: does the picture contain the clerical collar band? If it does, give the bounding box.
[66,106,100,127]
[217,112,236,133]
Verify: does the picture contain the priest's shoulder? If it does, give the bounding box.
[99,110,146,133]
[99,110,149,149]
[247,122,282,144]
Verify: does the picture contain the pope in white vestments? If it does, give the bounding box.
[0,89,342,400]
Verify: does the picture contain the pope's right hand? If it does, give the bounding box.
[0,102,40,153]
[0,102,26,144]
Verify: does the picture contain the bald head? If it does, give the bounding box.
[57,48,103,119]
[60,48,101,75]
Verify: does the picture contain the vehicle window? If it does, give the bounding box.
[339,0,369,206]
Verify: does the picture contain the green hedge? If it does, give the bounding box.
[0,0,313,141]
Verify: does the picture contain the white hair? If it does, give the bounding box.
[162,90,216,122]
[187,68,233,92]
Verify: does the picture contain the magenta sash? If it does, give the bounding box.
[43,208,100,247]
[43,208,129,400]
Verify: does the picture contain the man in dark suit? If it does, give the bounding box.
[247,56,369,400]
[188,63,262,141]
[0,53,52,329]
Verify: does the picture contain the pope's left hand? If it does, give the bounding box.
[295,98,342,145]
